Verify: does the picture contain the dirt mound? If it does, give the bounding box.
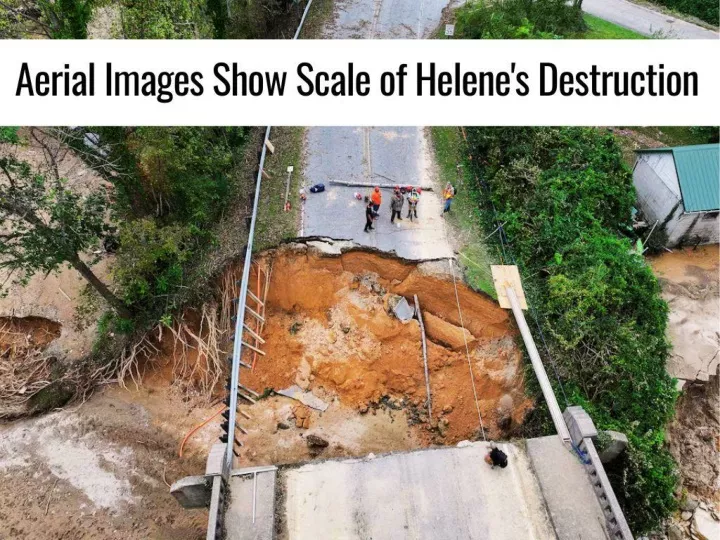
[241,246,531,446]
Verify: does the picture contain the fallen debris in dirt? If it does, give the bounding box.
[238,245,531,449]
[276,384,329,411]
[667,365,720,505]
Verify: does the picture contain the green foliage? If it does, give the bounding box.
[112,218,192,309]
[464,127,678,533]
[120,0,212,38]
[653,0,718,25]
[0,153,110,287]
[226,0,305,39]
[455,0,584,39]
[0,127,20,143]
[206,0,227,38]
[0,0,92,38]
[91,127,245,229]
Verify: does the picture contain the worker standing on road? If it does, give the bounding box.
[364,198,378,233]
[390,188,404,224]
[370,186,382,213]
[407,188,419,221]
[442,182,455,216]
[484,446,508,469]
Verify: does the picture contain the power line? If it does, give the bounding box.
[448,259,487,441]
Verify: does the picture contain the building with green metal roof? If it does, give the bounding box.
[633,143,719,247]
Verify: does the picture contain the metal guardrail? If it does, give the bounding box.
[506,286,572,443]
[206,2,315,539]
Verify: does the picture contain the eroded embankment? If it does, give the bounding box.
[238,244,532,449]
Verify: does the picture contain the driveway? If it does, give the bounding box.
[301,0,454,261]
[583,0,718,39]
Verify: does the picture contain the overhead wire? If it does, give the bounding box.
[448,259,487,441]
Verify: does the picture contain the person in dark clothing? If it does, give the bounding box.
[364,200,378,232]
[485,446,508,469]
[390,189,404,223]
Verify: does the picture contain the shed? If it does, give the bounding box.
[633,143,719,247]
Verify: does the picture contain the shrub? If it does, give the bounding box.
[464,127,678,533]
[112,219,192,309]
[455,0,584,39]
[653,0,718,25]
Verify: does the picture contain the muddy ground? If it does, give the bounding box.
[1,243,531,538]
[650,246,720,509]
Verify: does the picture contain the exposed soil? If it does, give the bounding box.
[0,316,62,350]
[235,244,531,467]
[667,368,720,505]
[650,246,720,509]
[0,243,532,537]
[0,380,216,539]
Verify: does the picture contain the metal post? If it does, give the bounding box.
[506,287,571,443]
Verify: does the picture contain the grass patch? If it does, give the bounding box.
[430,126,497,298]
[298,0,334,38]
[611,126,715,166]
[254,126,306,251]
[579,14,647,38]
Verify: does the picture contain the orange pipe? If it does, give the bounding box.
[178,405,226,458]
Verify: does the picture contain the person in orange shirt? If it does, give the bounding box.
[370,186,382,213]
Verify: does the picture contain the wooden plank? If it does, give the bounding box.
[265,139,275,154]
[243,324,266,344]
[242,341,266,356]
[491,265,528,310]
[245,305,265,323]
[247,289,263,306]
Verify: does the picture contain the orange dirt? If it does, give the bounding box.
[0,316,62,351]
[240,247,532,446]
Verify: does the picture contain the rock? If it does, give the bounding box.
[682,499,701,512]
[598,430,629,464]
[293,405,311,428]
[423,312,477,351]
[693,508,720,540]
[682,512,693,521]
[442,405,453,414]
[341,324,351,334]
[359,405,369,414]
[438,418,450,437]
[306,434,329,448]
[667,523,684,540]
[277,422,290,430]
[295,359,312,390]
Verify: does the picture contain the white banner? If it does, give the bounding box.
[0,39,718,126]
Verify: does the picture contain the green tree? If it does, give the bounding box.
[0,0,93,38]
[0,130,130,318]
[119,0,212,38]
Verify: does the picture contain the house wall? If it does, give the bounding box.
[668,209,720,246]
[633,152,719,247]
[633,152,681,224]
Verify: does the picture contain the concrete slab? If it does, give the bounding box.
[225,470,277,540]
[278,442,555,540]
[526,436,609,540]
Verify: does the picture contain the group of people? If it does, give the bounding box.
[364,182,455,233]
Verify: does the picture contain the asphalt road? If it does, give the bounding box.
[583,0,718,38]
[301,0,454,261]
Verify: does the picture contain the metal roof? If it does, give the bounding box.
[637,144,719,212]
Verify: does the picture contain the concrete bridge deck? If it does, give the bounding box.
[225,439,609,540]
